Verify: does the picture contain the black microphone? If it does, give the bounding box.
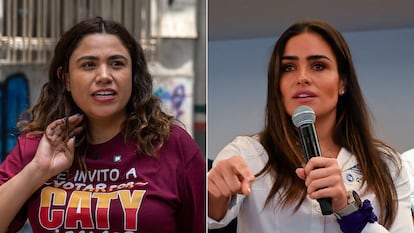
[292,105,333,215]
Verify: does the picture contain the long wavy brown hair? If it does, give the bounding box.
[18,17,174,169]
[258,20,399,228]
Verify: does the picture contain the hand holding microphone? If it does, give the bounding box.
[292,105,333,215]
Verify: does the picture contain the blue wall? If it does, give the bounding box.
[0,74,29,161]
[208,27,414,159]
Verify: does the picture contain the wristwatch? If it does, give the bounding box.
[334,190,362,219]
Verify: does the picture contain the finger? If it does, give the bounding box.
[45,119,68,143]
[307,184,345,201]
[67,136,76,155]
[295,168,306,180]
[211,156,255,196]
[304,157,337,175]
[214,161,244,194]
[67,126,84,139]
[240,178,252,195]
[230,157,255,183]
[234,164,255,184]
[64,114,84,136]
[236,169,255,195]
[312,156,336,166]
[208,169,237,197]
[306,165,340,180]
[306,169,342,193]
[223,171,245,195]
[305,158,341,188]
[230,157,255,193]
[209,178,234,198]
[46,118,66,135]
[47,114,84,142]
[66,114,84,126]
[308,186,334,199]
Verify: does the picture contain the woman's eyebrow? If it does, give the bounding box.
[75,55,98,63]
[281,55,298,61]
[281,55,332,62]
[307,55,332,61]
[108,54,129,61]
[75,54,129,63]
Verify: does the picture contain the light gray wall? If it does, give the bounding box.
[208,27,414,160]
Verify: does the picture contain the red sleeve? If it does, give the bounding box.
[0,133,40,232]
[174,127,206,233]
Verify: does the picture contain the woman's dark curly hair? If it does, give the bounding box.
[18,17,174,169]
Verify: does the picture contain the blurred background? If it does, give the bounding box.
[208,1,414,232]
[0,0,205,231]
[208,0,414,160]
[0,0,206,160]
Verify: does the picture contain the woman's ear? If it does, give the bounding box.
[339,76,347,96]
[57,66,71,92]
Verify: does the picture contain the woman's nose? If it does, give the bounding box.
[296,69,311,86]
[95,65,112,83]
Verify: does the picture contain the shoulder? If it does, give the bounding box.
[401,148,414,177]
[167,124,198,146]
[376,145,401,164]
[401,148,414,162]
[376,145,405,178]
[159,124,204,164]
[216,135,264,159]
[10,132,42,160]
[170,124,192,137]
[232,135,264,156]
[0,132,42,182]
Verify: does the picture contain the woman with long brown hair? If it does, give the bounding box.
[208,20,412,232]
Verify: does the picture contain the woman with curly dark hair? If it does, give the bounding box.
[0,17,205,233]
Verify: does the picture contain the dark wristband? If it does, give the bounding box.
[337,199,378,233]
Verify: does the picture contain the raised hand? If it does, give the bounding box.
[208,156,255,220]
[30,114,84,181]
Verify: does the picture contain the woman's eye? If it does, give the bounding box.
[312,63,325,71]
[111,61,125,68]
[82,62,96,69]
[281,64,295,72]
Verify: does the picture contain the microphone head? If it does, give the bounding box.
[292,105,315,127]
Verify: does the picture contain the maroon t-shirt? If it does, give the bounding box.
[0,125,206,233]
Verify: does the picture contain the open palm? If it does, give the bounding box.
[31,114,84,179]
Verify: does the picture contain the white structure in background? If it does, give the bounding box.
[0,0,203,137]
[150,0,198,135]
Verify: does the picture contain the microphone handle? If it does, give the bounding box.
[318,198,333,215]
[299,124,333,215]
